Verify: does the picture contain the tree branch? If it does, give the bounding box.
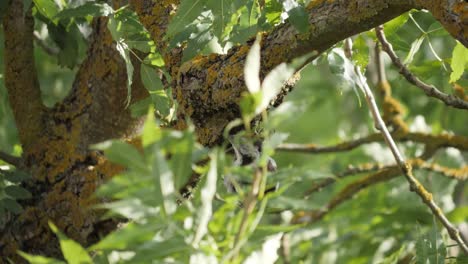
[153,1,415,145]
[355,45,468,253]
[0,151,22,168]
[52,18,149,146]
[376,26,468,110]
[293,166,401,224]
[2,0,47,150]
[306,159,467,196]
[277,132,468,154]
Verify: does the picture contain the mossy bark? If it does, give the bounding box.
[1,0,466,262]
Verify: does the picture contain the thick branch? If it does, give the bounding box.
[169,1,415,145]
[2,0,46,150]
[376,26,468,110]
[53,18,148,146]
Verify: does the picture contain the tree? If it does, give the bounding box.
[0,0,467,262]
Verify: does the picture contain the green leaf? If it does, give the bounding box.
[130,97,152,117]
[47,23,80,69]
[92,140,148,173]
[18,251,65,264]
[447,206,468,223]
[2,197,23,214]
[415,221,446,264]
[140,64,171,118]
[169,129,195,190]
[181,26,212,62]
[206,0,234,40]
[264,0,282,25]
[33,0,59,24]
[449,41,468,83]
[130,237,190,262]
[152,144,177,216]
[111,8,154,52]
[167,0,205,38]
[48,222,92,264]
[89,222,161,250]
[116,41,134,107]
[107,15,135,106]
[404,36,424,64]
[384,13,409,38]
[54,2,113,19]
[245,34,262,94]
[142,107,161,147]
[352,34,370,69]
[240,92,262,119]
[4,185,31,199]
[2,169,31,183]
[379,244,406,264]
[192,149,218,246]
[287,5,309,34]
[328,48,362,104]
[98,198,158,220]
[254,51,314,115]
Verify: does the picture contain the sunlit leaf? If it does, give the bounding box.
[169,129,195,190]
[98,198,159,220]
[49,222,92,264]
[404,36,424,64]
[152,144,177,216]
[449,41,468,83]
[142,106,161,147]
[245,34,262,94]
[115,41,134,107]
[33,0,59,24]
[18,251,64,264]
[192,149,219,246]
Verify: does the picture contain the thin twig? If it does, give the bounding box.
[223,170,263,262]
[293,166,402,224]
[277,132,468,154]
[305,163,386,195]
[356,30,468,253]
[306,159,467,196]
[375,26,468,110]
[0,151,22,168]
[279,233,291,264]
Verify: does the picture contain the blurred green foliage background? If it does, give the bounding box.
[0,1,467,263]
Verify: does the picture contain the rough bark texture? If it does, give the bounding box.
[0,0,466,261]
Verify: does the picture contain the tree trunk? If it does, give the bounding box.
[1,0,466,262]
